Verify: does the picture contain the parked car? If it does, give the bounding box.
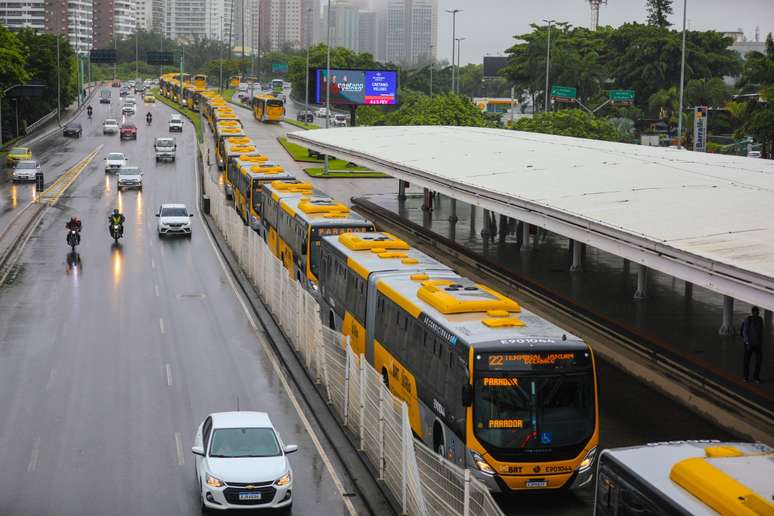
[296,111,314,123]
[332,114,348,127]
[104,152,127,172]
[120,123,137,140]
[7,146,32,166]
[122,104,136,116]
[117,166,142,190]
[169,114,183,132]
[192,412,296,511]
[156,203,193,237]
[154,137,177,162]
[12,160,40,182]
[63,121,83,137]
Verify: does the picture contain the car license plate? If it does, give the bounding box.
[525,480,547,488]
[238,492,261,501]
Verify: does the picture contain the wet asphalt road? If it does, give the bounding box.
[0,97,351,515]
[229,95,739,516]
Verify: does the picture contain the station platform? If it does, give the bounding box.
[354,192,774,406]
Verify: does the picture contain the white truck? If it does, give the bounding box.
[154,137,177,162]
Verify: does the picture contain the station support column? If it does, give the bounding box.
[398,180,407,201]
[449,198,458,223]
[481,209,491,237]
[521,222,530,250]
[570,240,583,272]
[422,188,433,211]
[634,265,648,299]
[719,295,735,336]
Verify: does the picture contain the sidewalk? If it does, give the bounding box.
[358,192,774,404]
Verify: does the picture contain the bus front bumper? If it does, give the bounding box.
[478,468,592,492]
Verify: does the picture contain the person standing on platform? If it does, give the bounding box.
[741,306,764,383]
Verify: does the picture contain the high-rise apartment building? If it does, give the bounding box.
[161,0,232,43]
[301,0,320,47]
[233,0,259,53]
[384,0,436,66]
[332,0,357,50]
[259,0,301,51]
[45,0,93,53]
[1,0,46,31]
[357,8,376,56]
[91,0,134,48]
[135,0,153,31]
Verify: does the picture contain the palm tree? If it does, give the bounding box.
[648,86,679,122]
[685,77,729,107]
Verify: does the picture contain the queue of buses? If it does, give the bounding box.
[155,74,774,513]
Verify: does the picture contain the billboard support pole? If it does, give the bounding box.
[349,105,357,127]
[324,0,331,176]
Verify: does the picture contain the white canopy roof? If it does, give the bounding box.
[289,126,774,310]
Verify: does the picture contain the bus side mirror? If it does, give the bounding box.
[462,384,473,407]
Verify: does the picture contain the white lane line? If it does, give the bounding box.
[151,259,156,269]
[174,432,185,465]
[45,368,56,391]
[159,318,166,334]
[154,284,160,297]
[195,167,356,516]
[27,437,41,472]
[165,363,172,386]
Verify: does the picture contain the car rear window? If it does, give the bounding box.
[161,207,188,217]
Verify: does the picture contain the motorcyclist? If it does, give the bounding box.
[86,105,93,119]
[65,216,82,244]
[146,112,152,125]
[108,209,125,238]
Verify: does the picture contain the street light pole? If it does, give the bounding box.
[446,9,461,94]
[305,7,312,115]
[324,0,331,175]
[677,0,688,148]
[542,19,556,113]
[455,37,465,95]
[429,44,433,97]
[56,35,61,125]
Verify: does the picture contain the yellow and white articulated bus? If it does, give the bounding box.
[269,194,374,291]
[228,157,293,231]
[594,441,773,515]
[319,233,600,492]
[260,180,315,258]
[222,138,261,198]
[252,94,285,123]
[214,125,247,169]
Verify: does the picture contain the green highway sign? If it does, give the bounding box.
[551,85,576,102]
[89,49,117,64]
[146,51,175,66]
[272,63,289,73]
[609,89,635,102]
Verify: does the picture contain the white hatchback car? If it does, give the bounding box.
[103,119,119,134]
[12,160,40,182]
[156,203,193,237]
[192,412,297,512]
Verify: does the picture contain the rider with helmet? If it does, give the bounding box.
[86,105,93,119]
[108,209,126,238]
[65,216,82,244]
[146,112,152,125]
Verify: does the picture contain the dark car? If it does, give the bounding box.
[63,122,82,137]
[120,123,137,140]
[297,111,314,123]
[120,88,129,97]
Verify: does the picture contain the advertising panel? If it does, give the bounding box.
[313,68,398,106]
[693,106,708,152]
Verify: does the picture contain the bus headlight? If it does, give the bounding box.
[579,447,597,471]
[471,452,495,475]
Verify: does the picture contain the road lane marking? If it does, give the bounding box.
[39,146,103,206]
[159,318,166,334]
[174,432,184,465]
[45,368,56,391]
[154,284,160,297]
[165,363,172,386]
[27,437,40,472]
[151,259,156,269]
[195,165,356,515]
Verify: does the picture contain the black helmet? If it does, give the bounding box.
[113,208,120,215]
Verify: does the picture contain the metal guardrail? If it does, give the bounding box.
[203,173,504,516]
[24,109,58,135]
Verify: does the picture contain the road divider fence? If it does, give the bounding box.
[203,171,504,516]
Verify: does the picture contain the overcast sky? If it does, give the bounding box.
[437,0,774,65]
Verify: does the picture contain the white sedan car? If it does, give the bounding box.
[156,203,193,237]
[103,119,119,134]
[121,104,136,115]
[104,152,127,172]
[12,160,40,182]
[192,412,297,512]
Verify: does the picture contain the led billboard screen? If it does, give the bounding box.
[312,68,398,106]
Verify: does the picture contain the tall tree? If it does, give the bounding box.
[0,26,30,93]
[512,109,626,141]
[646,0,674,28]
[684,77,728,107]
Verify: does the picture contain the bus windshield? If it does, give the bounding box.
[310,225,372,278]
[474,350,594,453]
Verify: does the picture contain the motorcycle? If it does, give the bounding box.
[146,114,152,126]
[66,229,80,252]
[109,222,123,244]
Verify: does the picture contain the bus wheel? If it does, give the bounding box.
[433,422,445,457]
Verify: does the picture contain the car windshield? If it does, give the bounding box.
[16,161,36,169]
[11,148,27,154]
[209,428,280,458]
[119,167,139,175]
[105,120,117,125]
[107,153,124,160]
[474,366,595,451]
[161,207,188,217]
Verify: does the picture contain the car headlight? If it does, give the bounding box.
[206,474,224,488]
[275,472,291,487]
[579,447,597,471]
[471,452,495,475]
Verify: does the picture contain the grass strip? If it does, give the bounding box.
[278,137,324,163]
[152,89,203,143]
[303,167,389,179]
[282,118,319,130]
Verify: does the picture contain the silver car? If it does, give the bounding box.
[103,119,119,134]
[12,160,40,182]
[117,166,142,190]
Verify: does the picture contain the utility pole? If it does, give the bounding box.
[219,16,224,93]
[56,35,61,125]
[429,44,433,97]
[455,37,465,95]
[135,30,139,79]
[677,0,688,148]
[542,19,556,113]
[445,9,461,94]
[241,0,245,70]
[324,0,331,176]
[305,7,312,114]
